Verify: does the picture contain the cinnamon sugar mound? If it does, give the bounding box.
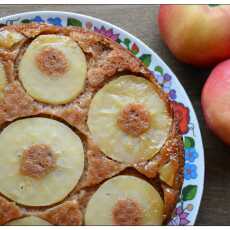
[117,103,151,137]
[20,144,56,179]
[36,47,69,77]
[112,199,143,226]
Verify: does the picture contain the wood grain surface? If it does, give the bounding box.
[0,4,229,226]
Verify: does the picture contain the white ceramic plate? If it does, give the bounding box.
[0,11,205,225]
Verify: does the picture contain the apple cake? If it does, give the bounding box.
[0,23,184,226]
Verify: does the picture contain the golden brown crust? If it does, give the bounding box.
[0,81,38,125]
[39,200,82,226]
[0,23,184,225]
[8,23,62,38]
[87,49,141,89]
[59,104,89,134]
[0,59,15,83]
[77,187,98,212]
[78,138,126,189]
[0,196,22,225]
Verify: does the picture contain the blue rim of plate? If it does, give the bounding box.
[0,11,205,226]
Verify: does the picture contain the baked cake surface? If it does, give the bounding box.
[0,23,184,225]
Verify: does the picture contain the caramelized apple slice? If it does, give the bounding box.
[0,62,6,99]
[6,216,51,226]
[159,161,178,187]
[87,75,172,163]
[85,175,164,225]
[0,117,84,206]
[19,35,87,104]
[0,30,25,49]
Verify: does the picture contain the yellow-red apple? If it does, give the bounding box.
[202,59,230,144]
[158,5,230,67]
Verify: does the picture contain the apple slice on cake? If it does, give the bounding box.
[88,75,172,164]
[19,35,87,105]
[85,175,164,225]
[0,117,84,206]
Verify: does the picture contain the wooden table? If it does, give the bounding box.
[0,4,229,226]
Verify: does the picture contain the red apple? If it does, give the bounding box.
[158,5,230,67]
[202,59,230,144]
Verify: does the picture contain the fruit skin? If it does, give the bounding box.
[158,5,230,67]
[201,59,230,144]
